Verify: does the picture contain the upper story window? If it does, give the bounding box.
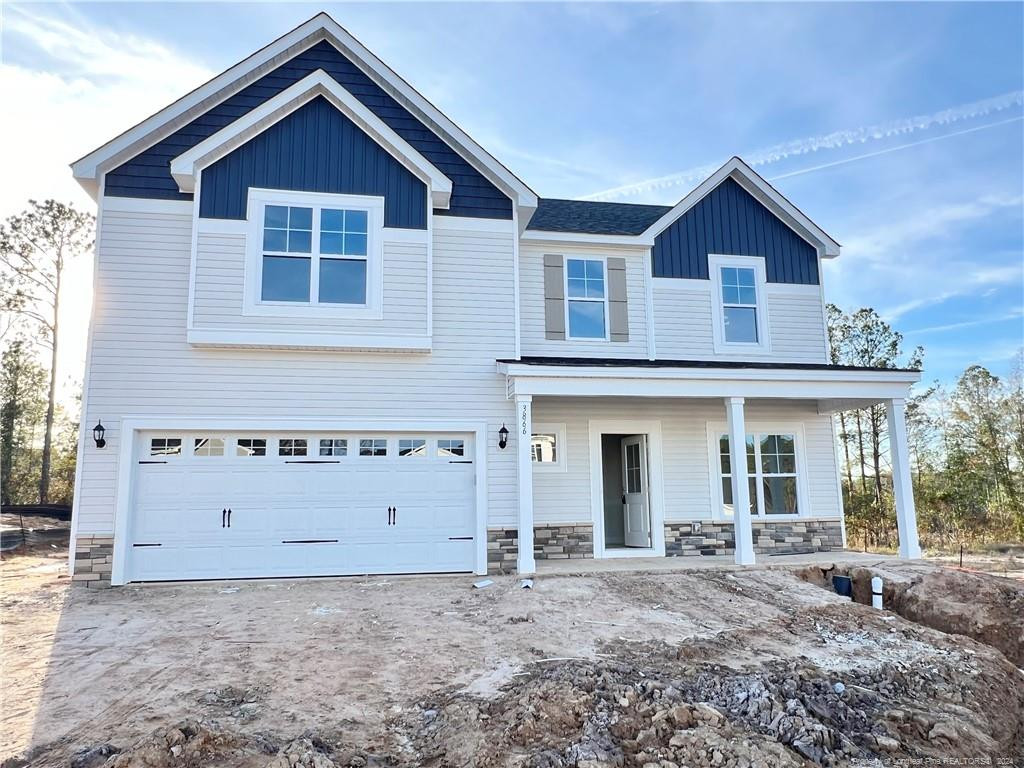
[709,254,770,354]
[261,203,369,305]
[245,190,383,319]
[720,267,758,343]
[566,258,607,340]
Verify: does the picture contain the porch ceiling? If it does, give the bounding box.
[496,357,921,412]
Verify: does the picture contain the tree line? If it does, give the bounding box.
[1,201,93,506]
[827,304,1023,550]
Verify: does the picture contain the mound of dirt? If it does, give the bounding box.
[393,622,1024,767]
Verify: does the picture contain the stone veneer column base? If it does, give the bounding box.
[72,535,114,588]
[487,524,594,574]
[664,519,844,557]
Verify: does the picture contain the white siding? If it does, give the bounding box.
[519,244,649,358]
[531,397,841,525]
[652,280,828,363]
[191,222,428,338]
[75,206,520,535]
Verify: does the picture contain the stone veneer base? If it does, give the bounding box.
[664,519,844,557]
[488,524,593,574]
[72,535,114,588]
[490,519,843,572]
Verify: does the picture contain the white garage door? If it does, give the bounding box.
[127,431,477,582]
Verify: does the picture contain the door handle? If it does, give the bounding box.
[393,506,397,526]
[387,506,393,525]
[222,508,227,528]
[227,508,232,528]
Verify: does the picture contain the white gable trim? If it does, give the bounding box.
[70,13,537,217]
[169,71,453,209]
[640,157,841,259]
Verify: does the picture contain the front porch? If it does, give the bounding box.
[496,357,923,575]
[534,548,899,575]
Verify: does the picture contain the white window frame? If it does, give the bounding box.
[706,421,809,521]
[564,256,610,342]
[243,188,384,320]
[531,422,567,473]
[709,254,771,354]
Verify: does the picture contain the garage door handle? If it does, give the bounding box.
[222,508,227,528]
[227,508,232,528]
[393,506,397,525]
[387,506,393,525]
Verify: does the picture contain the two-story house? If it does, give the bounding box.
[68,13,922,587]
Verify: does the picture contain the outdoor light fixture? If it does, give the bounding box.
[92,420,106,449]
[498,424,509,450]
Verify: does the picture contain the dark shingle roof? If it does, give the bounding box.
[526,198,672,236]
[497,356,922,374]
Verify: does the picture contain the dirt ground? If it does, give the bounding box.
[2,545,1023,768]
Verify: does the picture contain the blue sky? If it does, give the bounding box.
[1,2,1022,392]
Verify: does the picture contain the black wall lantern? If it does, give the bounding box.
[498,423,509,450]
[92,420,106,449]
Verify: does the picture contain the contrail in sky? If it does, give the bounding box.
[582,90,1024,201]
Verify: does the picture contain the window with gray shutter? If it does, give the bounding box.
[607,257,629,342]
[543,254,565,340]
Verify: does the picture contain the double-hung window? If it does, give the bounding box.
[248,190,382,317]
[718,431,801,516]
[709,255,769,352]
[261,204,368,305]
[566,258,607,339]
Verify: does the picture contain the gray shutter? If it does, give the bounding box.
[608,257,629,342]
[543,254,565,340]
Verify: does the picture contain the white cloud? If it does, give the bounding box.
[0,5,214,399]
[0,5,214,217]
[582,91,1024,202]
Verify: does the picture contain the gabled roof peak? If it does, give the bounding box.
[72,12,536,220]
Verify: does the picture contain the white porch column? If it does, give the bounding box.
[725,397,756,565]
[886,398,922,559]
[515,394,536,574]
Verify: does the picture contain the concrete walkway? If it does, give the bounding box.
[535,550,901,575]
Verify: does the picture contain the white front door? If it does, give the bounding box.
[621,435,651,548]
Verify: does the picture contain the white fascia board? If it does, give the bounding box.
[639,157,842,259]
[503,373,917,402]
[497,361,920,385]
[519,229,653,248]
[170,71,453,209]
[71,13,537,215]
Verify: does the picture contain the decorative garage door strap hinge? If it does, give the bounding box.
[282,539,340,544]
[132,543,162,547]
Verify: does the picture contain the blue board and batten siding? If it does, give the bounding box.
[652,178,819,285]
[199,97,427,229]
[105,40,511,220]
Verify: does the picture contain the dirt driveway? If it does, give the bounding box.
[2,549,1022,767]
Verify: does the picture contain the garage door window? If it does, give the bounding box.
[279,439,307,457]
[359,438,387,457]
[399,439,426,457]
[193,438,224,456]
[319,438,347,457]
[150,438,181,457]
[438,439,464,457]
[237,438,267,457]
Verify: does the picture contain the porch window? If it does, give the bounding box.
[566,259,607,339]
[719,432,799,516]
[531,423,566,471]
